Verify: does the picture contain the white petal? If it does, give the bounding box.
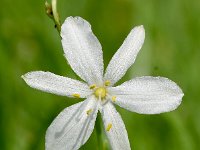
[22,71,92,98]
[99,102,131,150]
[46,96,98,150]
[61,16,103,85]
[108,76,184,114]
[104,25,145,85]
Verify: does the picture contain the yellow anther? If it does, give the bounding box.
[104,80,111,86]
[89,84,96,89]
[112,96,116,102]
[72,93,80,98]
[94,87,107,99]
[86,109,93,115]
[106,123,112,131]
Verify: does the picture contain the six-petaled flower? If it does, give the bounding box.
[22,16,184,150]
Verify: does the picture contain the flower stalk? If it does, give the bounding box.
[96,113,108,150]
[96,114,103,150]
[45,0,61,33]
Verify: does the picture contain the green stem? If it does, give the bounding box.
[96,113,104,150]
[45,0,61,33]
[96,113,109,150]
[51,0,61,33]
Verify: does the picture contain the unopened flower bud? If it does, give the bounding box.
[45,1,53,18]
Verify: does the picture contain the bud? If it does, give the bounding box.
[45,1,53,18]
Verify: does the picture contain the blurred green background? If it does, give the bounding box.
[0,0,200,149]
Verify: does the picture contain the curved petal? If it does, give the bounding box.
[61,16,103,85]
[22,71,92,98]
[46,96,98,150]
[99,102,131,150]
[104,25,145,85]
[108,76,184,114]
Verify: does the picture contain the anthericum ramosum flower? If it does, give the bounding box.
[22,16,184,150]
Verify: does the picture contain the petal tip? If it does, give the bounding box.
[21,74,25,79]
[136,25,145,31]
[21,73,32,85]
[21,73,28,80]
[63,16,86,26]
[139,25,144,28]
[65,16,74,21]
[132,25,145,38]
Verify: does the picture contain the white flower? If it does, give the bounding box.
[22,16,184,150]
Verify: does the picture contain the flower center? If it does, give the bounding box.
[94,87,107,99]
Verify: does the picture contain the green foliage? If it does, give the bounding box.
[0,0,200,149]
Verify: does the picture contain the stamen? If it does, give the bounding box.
[104,80,111,86]
[86,109,93,115]
[106,123,112,131]
[112,96,116,102]
[72,93,80,98]
[89,84,96,89]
